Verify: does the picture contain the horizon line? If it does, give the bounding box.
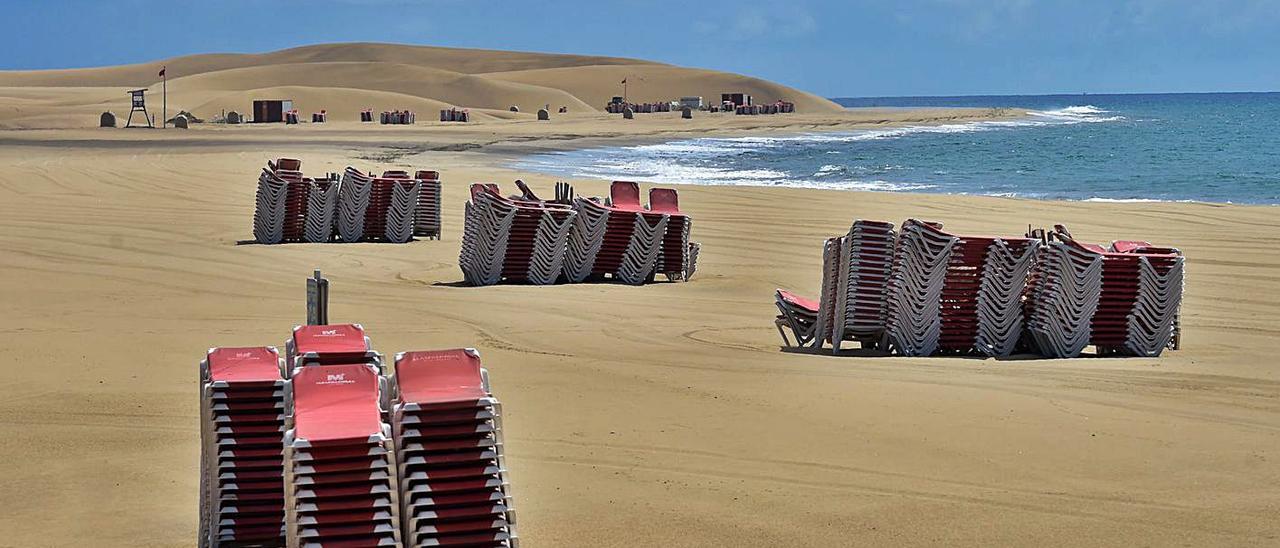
[831,90,1280,100]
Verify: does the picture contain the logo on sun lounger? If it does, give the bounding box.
[316,373,355,385]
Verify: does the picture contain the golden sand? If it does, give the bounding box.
[0,44,1277,547]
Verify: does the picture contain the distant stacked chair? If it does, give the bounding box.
[368,171,421,243]
[648,188,695,282]
[774,236,844,349]
[563,181,673,285]
[337,168,374,243]
[389,349,519,547]
[1028,231,1183,357]
[303,176,340,243]
[775,220,1182,359]
[253,158,311,244]
[254,168,290,244]
[413,170,443,240]
[828,220,898,351]
[1025,235,1105,358]
[884,220,957,356]
[198,347,288,548]
[921,223,1040,356]
[459,183,576,285]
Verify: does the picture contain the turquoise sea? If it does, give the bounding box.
[514,93,1280,204]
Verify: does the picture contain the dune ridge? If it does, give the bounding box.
[0,42,842,128]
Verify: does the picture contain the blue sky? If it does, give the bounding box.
[5,0,1279,97]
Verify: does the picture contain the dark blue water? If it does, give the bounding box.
[515,93,1280,204]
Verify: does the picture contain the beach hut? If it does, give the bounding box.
[721,93,752,107]
[252,99,293,123]
[537,108,550,121]
[99,111,116,127]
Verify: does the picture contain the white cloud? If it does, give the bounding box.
[696,8,818,40]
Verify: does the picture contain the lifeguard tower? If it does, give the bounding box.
[125,89,153,128]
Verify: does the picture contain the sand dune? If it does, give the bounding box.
[163,62,597,115]
[485,63,842,113]
[0,42,661,88]
[0,42,838,129]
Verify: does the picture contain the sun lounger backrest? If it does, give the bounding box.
[610,181,641,208]
[777,290,820,313]
[415,170,440,181]
[206,346,282,382]
[381,170,410,179]
[649,188,680,213]
[293,324,369,356]
[276,158,302,171]
[394,349,489,405]
[1111,240,1152,253]
[291,363,382,442]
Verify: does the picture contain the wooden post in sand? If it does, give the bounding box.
[306,270,329,325]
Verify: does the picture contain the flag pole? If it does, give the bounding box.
[162,66,167,129]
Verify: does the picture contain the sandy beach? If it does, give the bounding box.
[1,44,1278,547]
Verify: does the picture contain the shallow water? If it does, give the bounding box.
[514,93,1280,204]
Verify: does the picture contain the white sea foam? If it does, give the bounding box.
[1079,197,1195,203]
[1029,105,1125,123]
[513,103,1131,196]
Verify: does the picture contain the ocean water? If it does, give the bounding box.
[513,93,1280,204]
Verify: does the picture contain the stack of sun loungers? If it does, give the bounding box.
[439,108,470,122]
[198,346,288,548]
[283,356,402,547]
[460,180,698,286]
[389,349,520,547]
[200,323,521,547]
[244,164,429,245]
[254,158,311,244]
[564,181,696,285]
[775,220,1183,359]
[459,183,577,286]
[1026,229,1184,358]
[884,220,1040,357]
[413,170,443,240]
[381,110,416,125]
[362,171,421,244]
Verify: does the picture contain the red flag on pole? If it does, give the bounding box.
[159,66,166,77]
[620,78,626,84]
